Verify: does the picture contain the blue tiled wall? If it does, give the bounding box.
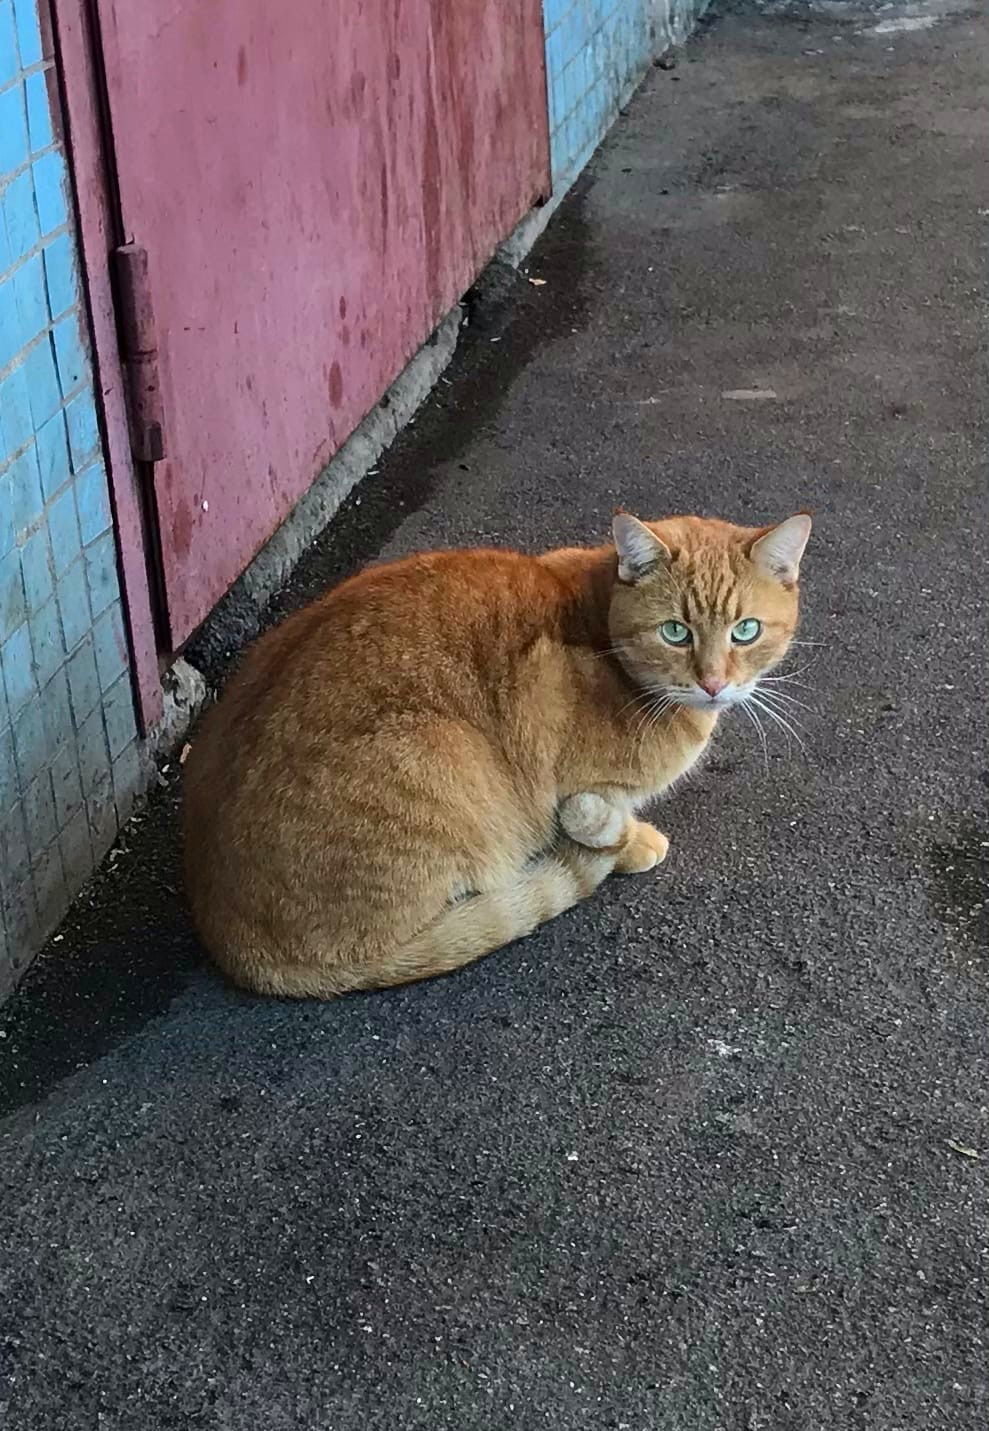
[0,0,140,995]
[543,0,707,186]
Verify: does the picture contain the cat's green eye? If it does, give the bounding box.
[660,620,692,646]
[731,618,762,645]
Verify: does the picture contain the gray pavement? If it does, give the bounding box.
[2,2,987,1427]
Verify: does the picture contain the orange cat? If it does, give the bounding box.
[183,511,811,998]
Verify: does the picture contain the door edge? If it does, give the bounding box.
[48,0,164,731]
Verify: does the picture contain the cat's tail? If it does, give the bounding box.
[248,842,619,999]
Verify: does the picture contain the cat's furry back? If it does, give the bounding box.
[183,513,810,997]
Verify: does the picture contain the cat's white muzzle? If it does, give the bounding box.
[673,681,753,712]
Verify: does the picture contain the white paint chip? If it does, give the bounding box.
[708,1038,743,1058]
[872,15,938,32]
[946,1139,981,1159]
[721,388,778,401]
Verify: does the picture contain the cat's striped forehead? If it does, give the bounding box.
[625,513,806,631]
[667,546,753,624]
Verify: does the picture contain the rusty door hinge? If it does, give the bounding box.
[113,243,166,463]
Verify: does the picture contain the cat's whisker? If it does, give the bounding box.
[644,698,675,736]
[751,686,807,720]
[632,692,676,745]
[754,685,817,714]
[761,670,815,686]
[631,706,656,742]
[755,681,815,710]
[760,678,814,694]
[752,708,805,755]
[740,700,770,773]
[747,693,808,753]
[617,687,658,721]
[632,698,670,744]
[761,696,817,718]
[628,692,654,737]
[764,654,822,681]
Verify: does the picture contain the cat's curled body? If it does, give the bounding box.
[184,512,810,997]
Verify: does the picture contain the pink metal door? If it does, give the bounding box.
[93,0,550,647]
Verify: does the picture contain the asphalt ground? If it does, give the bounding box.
[1,2,986,1426]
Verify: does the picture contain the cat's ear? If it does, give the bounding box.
[613,513,671,585]
[749,513,812,586]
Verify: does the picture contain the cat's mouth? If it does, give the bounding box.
[668,683,750,712]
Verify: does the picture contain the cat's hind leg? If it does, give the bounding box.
[359,840,619,991]
[225,824,654,999]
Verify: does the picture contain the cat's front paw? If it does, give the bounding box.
[560,792,626,849]
[614,821,670,874]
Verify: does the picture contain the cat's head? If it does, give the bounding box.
[608,511,811,712]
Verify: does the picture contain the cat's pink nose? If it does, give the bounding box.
[699,676,727,698]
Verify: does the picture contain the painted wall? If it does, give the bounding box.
[543,0,706,187]
[0,0,140,996]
